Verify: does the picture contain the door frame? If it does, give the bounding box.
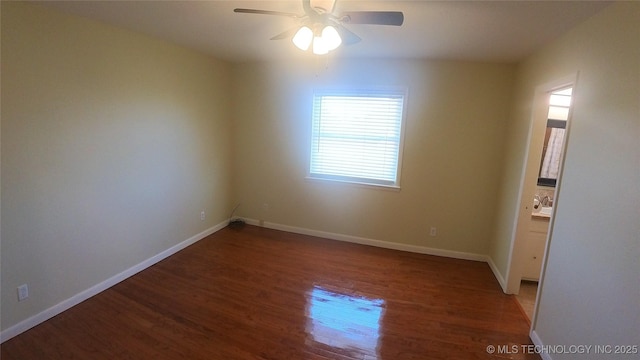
[503,73,578,300]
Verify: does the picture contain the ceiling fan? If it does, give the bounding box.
[234,0,404,55]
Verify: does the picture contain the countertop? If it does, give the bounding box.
[531,212,551,220]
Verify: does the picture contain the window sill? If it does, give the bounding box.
[305,176,401,192]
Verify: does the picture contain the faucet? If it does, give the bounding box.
[541,196,550,206]
[534,195,552,209]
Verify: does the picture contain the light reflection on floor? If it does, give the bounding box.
[306,286,385,359]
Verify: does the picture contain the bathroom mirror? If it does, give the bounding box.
[537,88,571,187]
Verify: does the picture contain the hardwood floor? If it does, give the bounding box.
[515,281,539,325]
[1,225,539,359]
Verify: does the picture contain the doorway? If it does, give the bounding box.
[503,75,576,327]
[515,87,572,321]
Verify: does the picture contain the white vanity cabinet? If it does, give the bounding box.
[521,216,550,281]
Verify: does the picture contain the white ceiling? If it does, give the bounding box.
[35,0,611,63]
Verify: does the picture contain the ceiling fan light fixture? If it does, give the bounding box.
[321,25,342,51]
[292,26,313,50]
[311,25,341,55]
[312,35,329,55]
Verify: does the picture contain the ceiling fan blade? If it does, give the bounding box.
[270,28,300,41]
[234,8,301,19]
[340,11,404,26]
[310,0,336,14]
[302,0,313,16]
[334,24,361,46]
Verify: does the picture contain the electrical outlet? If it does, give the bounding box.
[200,211,205,221]
[17,284,29,301]
[430,227,437,237]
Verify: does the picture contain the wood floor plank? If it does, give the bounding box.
[1,225,539,359]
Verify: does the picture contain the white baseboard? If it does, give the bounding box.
[486,256,508,292]
[530,330,553,360]
[246,220,513,293]
[244,218,487,262]
[0,220,228,343]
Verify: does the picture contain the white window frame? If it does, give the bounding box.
[307,88,408,189]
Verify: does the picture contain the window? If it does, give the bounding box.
[309,89,406,188]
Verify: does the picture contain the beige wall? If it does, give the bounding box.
[491,2,639,354]
[1,2,233,330]
[231,59,514,254]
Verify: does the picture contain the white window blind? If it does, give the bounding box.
[310,90,406,187]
